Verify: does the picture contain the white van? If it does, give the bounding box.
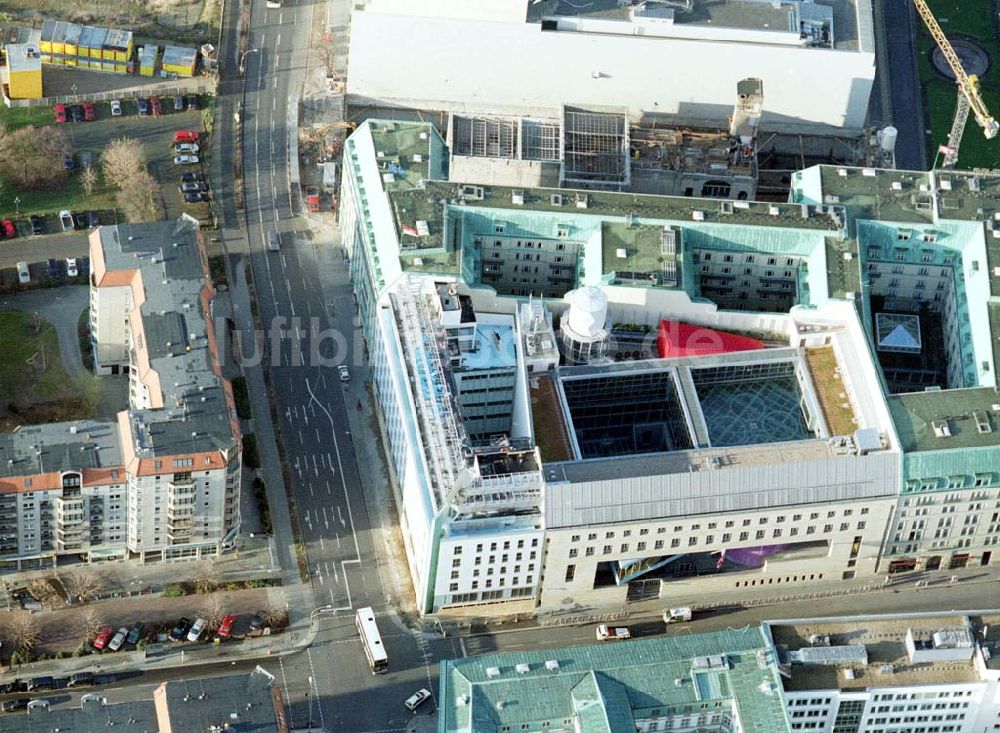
[16,262,30,284]
[267,229,280,251]
[404,688,431,712]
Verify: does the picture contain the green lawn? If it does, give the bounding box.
[0,171,117,220]
[0,105,57,132]
[0,310,100,428]
[916,0,1000,169]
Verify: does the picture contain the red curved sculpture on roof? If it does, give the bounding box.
[656,320,765,359]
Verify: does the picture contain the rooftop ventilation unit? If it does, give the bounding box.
[512,190,525,205]
[575,194,588,209]
[939,179,952,191]
[545,659,560,671]
[516,663,530,674]
[692,210,705,221]
[891,181,902,191]
[862,168,877,177]
[460,185,484,200]
[720,201,733,215]
[931,420,951,438]
[974,411,992,433]
[616,248,628,259]
[551,194,564,206]
[837,168,848,177]
[486,667,501,679]
[768,205,780,216]
[412,154,423,163]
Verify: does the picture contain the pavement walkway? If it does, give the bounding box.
[0,285,88,377]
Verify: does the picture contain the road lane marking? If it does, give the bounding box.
[312,454,319,476]
[337,506,345,528]
[325,479,332,495]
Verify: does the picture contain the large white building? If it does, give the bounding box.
[347,0,876,134]
[340,120,1000,615]
[765,612,1000,733]
[0,217,242,568]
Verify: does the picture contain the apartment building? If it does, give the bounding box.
[340,119,1000,615]
[764,612,1000,733]
[0,217,241,569]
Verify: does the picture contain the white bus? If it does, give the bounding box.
[355,607,388,674]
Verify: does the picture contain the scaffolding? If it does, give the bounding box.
[561,106,631,189]
[392,278,473,511]
[391,276,543,514]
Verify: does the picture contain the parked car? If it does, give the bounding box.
[47,259,59,279]
[338,365,350,382]
[595,624,631,641]
[53,103,67,123]
[187,95,201,111]
[72,211,87,230]
[63,151,75,170]
[169,617,192,642]
[126,623,144,646]
[173,155,200,166]
[66,258,79,278]
[181,171,205,182]
[174,130,200,143]
[110,99,122,117]
[88,211,99,228]
[249,613,264,633]
[218,614,237,639]
[25,676,54,692]
[184,192,210,203]
[404,689,432,712]
[69,104,83,123]
[108,627,129,652]
[67,672,95,688]
[174,142,200,154]
[180,182,202,193]
[173,94,185,112]
[150,96,162,117]
[59,210,73,231]
[2,219,16,239]
[93,625,114,650]
[30,214,43,235]
[137,98,150,116]
[187,617,206,642]
[82,102,96,121]
[0,698,29,713]
[0,681,23,695]
[16,262,29,284]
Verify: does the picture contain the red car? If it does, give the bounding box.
[93,626,114,651]
[2,220,16,239]
[54,103,67,123]
[217,614,237,639]
[150,96,162,117]
[82,102,95,121]
[174,130,200,144]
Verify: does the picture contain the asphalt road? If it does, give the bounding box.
[229,0,384,632]
[881,0,926,170]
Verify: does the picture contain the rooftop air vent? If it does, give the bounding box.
[575,194,588,209]
[551,194,564,206]
[616,248,628,259]
[891,181,902,191]
[512,190,525,205]
[768,205,780,216]
[545,659,559,671]
[515,663,530,674]
[486,667,501,679]
[931,420,951,438]
[940,179,952,191]
[692,210,705,221]
[974,411,992,434]
[862,168,877,177]
[837,168,848,177]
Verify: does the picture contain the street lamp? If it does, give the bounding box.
[13,197,20,217]
[70,84,78,98]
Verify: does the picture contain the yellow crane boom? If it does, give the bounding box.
[911,0,998,140]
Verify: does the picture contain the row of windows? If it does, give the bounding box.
[701,251,796,267]
[565,508,870,544]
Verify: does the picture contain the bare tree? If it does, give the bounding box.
[63,567,102,604]
[81,164,98,197]
[116,171,162,223]
[194,575,215,595]
[75,607,103,645]
[100,137,147,189]
[262,608,289,629]
[0,126,69,190]
[6,612,40,651]
[202,594,227,632]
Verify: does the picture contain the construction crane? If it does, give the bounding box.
[911,0,998,167]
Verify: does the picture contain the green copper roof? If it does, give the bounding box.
[439,627,790,733]
[889,387,1000,452]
